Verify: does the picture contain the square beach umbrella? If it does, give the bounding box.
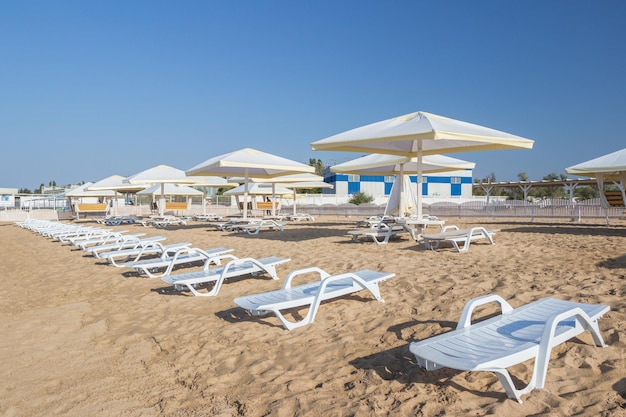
[566,147,626,207]
[186,148,315,219]
[312,111,534,218]
[331,153,475,217]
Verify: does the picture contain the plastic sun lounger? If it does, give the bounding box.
[101,241,193,267]
[125,247,235,278]
[161,255,291,297]
[64,228,117,245]
[234,268,396,330]
[139,216,187,228]
[347,223,416,245]
[50,226,97,241]
[192,213,223,222]
[285,213,315,221]
[409,294,609,402]
[232,219,284,235]
[85,235,167,258]
[422,225,498,252]
[74,231,142,249]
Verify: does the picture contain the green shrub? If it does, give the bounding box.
[349,192,374,205]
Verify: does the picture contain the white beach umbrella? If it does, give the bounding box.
[566,147,626,207]
[224,183,293,216]
[137,183,204,197]
[331,153,475,218]
[136,183,203,212]
[230,173,333,216]
[186,148,315,219]
[385,175,417,216]
[312,111,534,218]
[224,183,293,196]
[330,153,475,176]
[88,174,151,216]
[65,182,116,198]
[65,182,116,216]
[125,164,207,216]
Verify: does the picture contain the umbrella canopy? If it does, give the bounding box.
[125,164,206,216]
[229,173,332,216]
[224,183,293,196]
[87,174,150,215]
[312,111,533,217]
[88,174,149,192]
[186,148,315,218]
[229,173,325,183]
[566,147,626,207]
[137,183,203,197]
[65,182,116,198]
[331,153,475,175]
[565,148,626,179]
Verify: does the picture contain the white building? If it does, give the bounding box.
[322,169,474,199]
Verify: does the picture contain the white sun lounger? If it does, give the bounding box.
[64,228,117,245]
[125,247,234,278]
[234,268,396,330]
[284,213,315,221]
[409,294,609,402]
[101,241,193,267]
[232,219,284,235]
[74,231,143,249]
[161,255,291,297]
[422,225,498,252]
[49,225,97,241]
[347,223,416,245]
[139,215,187,228]
[86,235,167,258]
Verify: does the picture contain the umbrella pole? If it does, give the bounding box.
[417,140,423,219]
[272,183,276,217]
[159,183,165,216]
[243,169,249,219]
[399,163,405,218]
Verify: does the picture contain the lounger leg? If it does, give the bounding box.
[490,368,533,403]
[270,272,384,330]
[489,307,608,403]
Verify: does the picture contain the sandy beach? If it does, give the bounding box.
[1,217,625,416]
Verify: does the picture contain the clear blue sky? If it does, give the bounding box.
[2,0,625,191]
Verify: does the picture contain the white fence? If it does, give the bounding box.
[2,196,624,223]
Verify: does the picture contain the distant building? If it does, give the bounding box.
[0,188,18,208]
[322,169,474,198]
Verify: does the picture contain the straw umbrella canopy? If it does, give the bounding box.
[312,111,534,218]
[566,147,626,207]
[186,148,315,219]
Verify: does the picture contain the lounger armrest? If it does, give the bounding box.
[457,294,514,330]
[442,225,460,232]
[318,272,385,301]
[201,253,239,271]
[532,307,606,392]
[283,267,331,289]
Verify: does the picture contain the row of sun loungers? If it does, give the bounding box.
[15,218,611,402]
